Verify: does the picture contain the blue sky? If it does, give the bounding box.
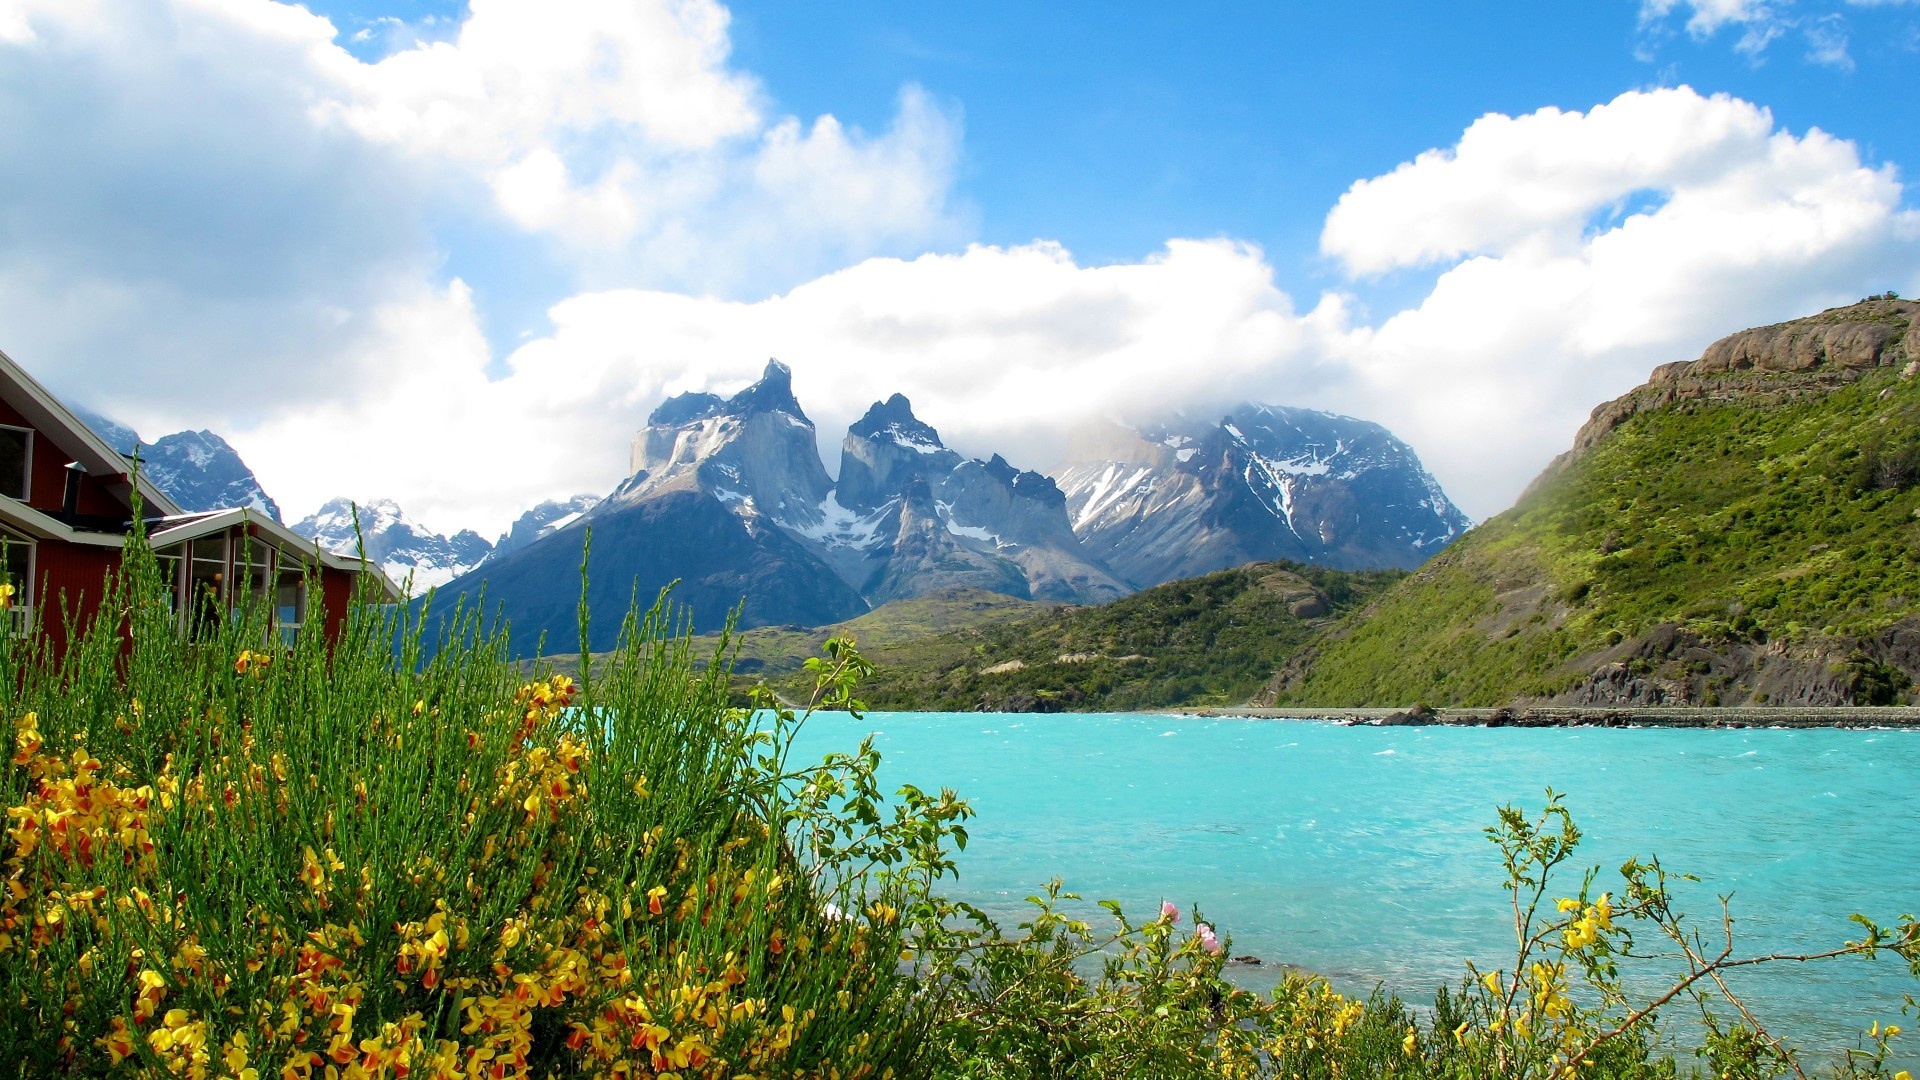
[305,0,1919,301]
[0,0,1915,531]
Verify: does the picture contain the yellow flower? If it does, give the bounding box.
[1402,1027,1418,1056]
[0,582,14,610]
[233,649,272,675]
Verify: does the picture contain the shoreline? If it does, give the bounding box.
[1175,705,1920,728]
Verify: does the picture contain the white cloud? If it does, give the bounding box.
[235,88,1914,532]
[1321,88,1777,276]
[0,0,965,449]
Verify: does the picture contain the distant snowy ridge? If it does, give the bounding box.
[1058,404,1471,586]
[290,495,606,592]
[291,498,491,592]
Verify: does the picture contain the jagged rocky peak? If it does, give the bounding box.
[141,430,282,522]
[1058,404,1470,586]
[621,359,831,528]
[292,497,492,592]
[941,453,1076,548]
[837,393,961,512]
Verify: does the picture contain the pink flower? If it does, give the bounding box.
[1197,922,1221,954]
[1160,901,1180,924]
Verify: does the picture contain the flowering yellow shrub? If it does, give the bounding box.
[0,537,939,1077]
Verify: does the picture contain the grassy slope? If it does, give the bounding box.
[1279,358,1920,706]
[836,562,1403,712]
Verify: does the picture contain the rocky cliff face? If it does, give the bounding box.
[1530,297,1919,496]
[292,498,491,591]
[799,396,1128,605]
[1058,405,1469,588]
[624,360,833,529]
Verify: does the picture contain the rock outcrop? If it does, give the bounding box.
[1532,298,1918,495]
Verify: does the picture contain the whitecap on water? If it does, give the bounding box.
[1161,731,1178,737]
[1374,749,1396,756]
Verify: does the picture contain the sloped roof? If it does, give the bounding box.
[0,344,182,517]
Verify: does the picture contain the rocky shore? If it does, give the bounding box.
[1179,705,1920,728]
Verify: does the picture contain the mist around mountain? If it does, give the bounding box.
[1267,297,1920,708]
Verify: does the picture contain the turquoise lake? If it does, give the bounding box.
[787,713,1920,1062]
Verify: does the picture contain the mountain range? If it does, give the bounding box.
[74,363,1469,654]
[422,360,1466,652]
[288,495,599,590]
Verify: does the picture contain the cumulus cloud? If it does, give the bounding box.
[1320,86,1913,510]
[237,88,1915,532]
[0,0,965,444]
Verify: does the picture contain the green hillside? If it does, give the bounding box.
[832,561,1402,712]
[1272,298,1920,708]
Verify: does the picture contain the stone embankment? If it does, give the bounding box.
[1179,705,1920,728]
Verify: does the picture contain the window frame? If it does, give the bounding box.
[0,529,33,639]
[0,424,32,503]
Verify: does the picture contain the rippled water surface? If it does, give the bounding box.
[788,713,1920,1058]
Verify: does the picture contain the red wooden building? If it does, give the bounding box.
[0,346,395,655]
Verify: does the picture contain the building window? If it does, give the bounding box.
[0,426,30,501]
[232,538,271,618]
[186,535,227,639]
[1,532,31,637]
[154,544,185,615]
[275,564,307,647]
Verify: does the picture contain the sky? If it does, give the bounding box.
[0,0,1915,535]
